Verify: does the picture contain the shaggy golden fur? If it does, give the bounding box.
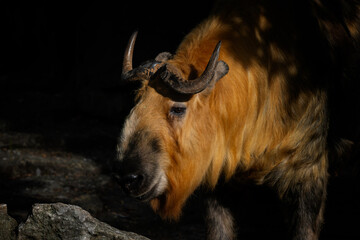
[137,0,329,220]
[118,0,360,239]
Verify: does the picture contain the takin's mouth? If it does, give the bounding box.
[135,186,160,202]
[135,173,168,202]
[113,171,168,203]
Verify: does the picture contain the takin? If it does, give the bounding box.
[113,0,360,239]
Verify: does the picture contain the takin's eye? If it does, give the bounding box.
[169,104,187,118]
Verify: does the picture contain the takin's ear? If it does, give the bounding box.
[155,52,173,62]
[202,60,229,94]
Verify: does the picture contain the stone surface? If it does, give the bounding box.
[0,204,17,240]
[18,203,149,240]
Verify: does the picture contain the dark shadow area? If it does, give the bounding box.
[0,0,212,239]
[0,0,215,165]
[1,0,360,239]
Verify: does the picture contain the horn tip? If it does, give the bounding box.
[215,41,222,53]
[130,31,138,42]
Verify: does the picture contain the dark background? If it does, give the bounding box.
[0,1,214,239]
[1,1,360,240]
[0,0,213,126]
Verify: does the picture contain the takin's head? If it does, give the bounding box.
[114,32,229,220]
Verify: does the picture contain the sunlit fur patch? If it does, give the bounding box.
[155,17,326,221]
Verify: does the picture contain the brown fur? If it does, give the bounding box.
[135,0,330,219]
[117,0,360,238]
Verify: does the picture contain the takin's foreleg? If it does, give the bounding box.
[269,156,328,240]
[284,179,327,240]
[205,198,236,240]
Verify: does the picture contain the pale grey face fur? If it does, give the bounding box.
[114,110,168,201]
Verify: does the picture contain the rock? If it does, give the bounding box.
[0,204,17,240]
[18,203,150,240]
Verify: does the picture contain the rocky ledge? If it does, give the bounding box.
[1,202,149,240]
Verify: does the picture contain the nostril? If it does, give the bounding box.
[120,174,144,194]
[123,174,142,185]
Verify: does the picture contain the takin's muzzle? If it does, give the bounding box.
[113,129,167,202]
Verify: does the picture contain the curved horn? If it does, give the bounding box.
[161,41,223,95]
[122,31,138,79]
[122,31,166,81]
